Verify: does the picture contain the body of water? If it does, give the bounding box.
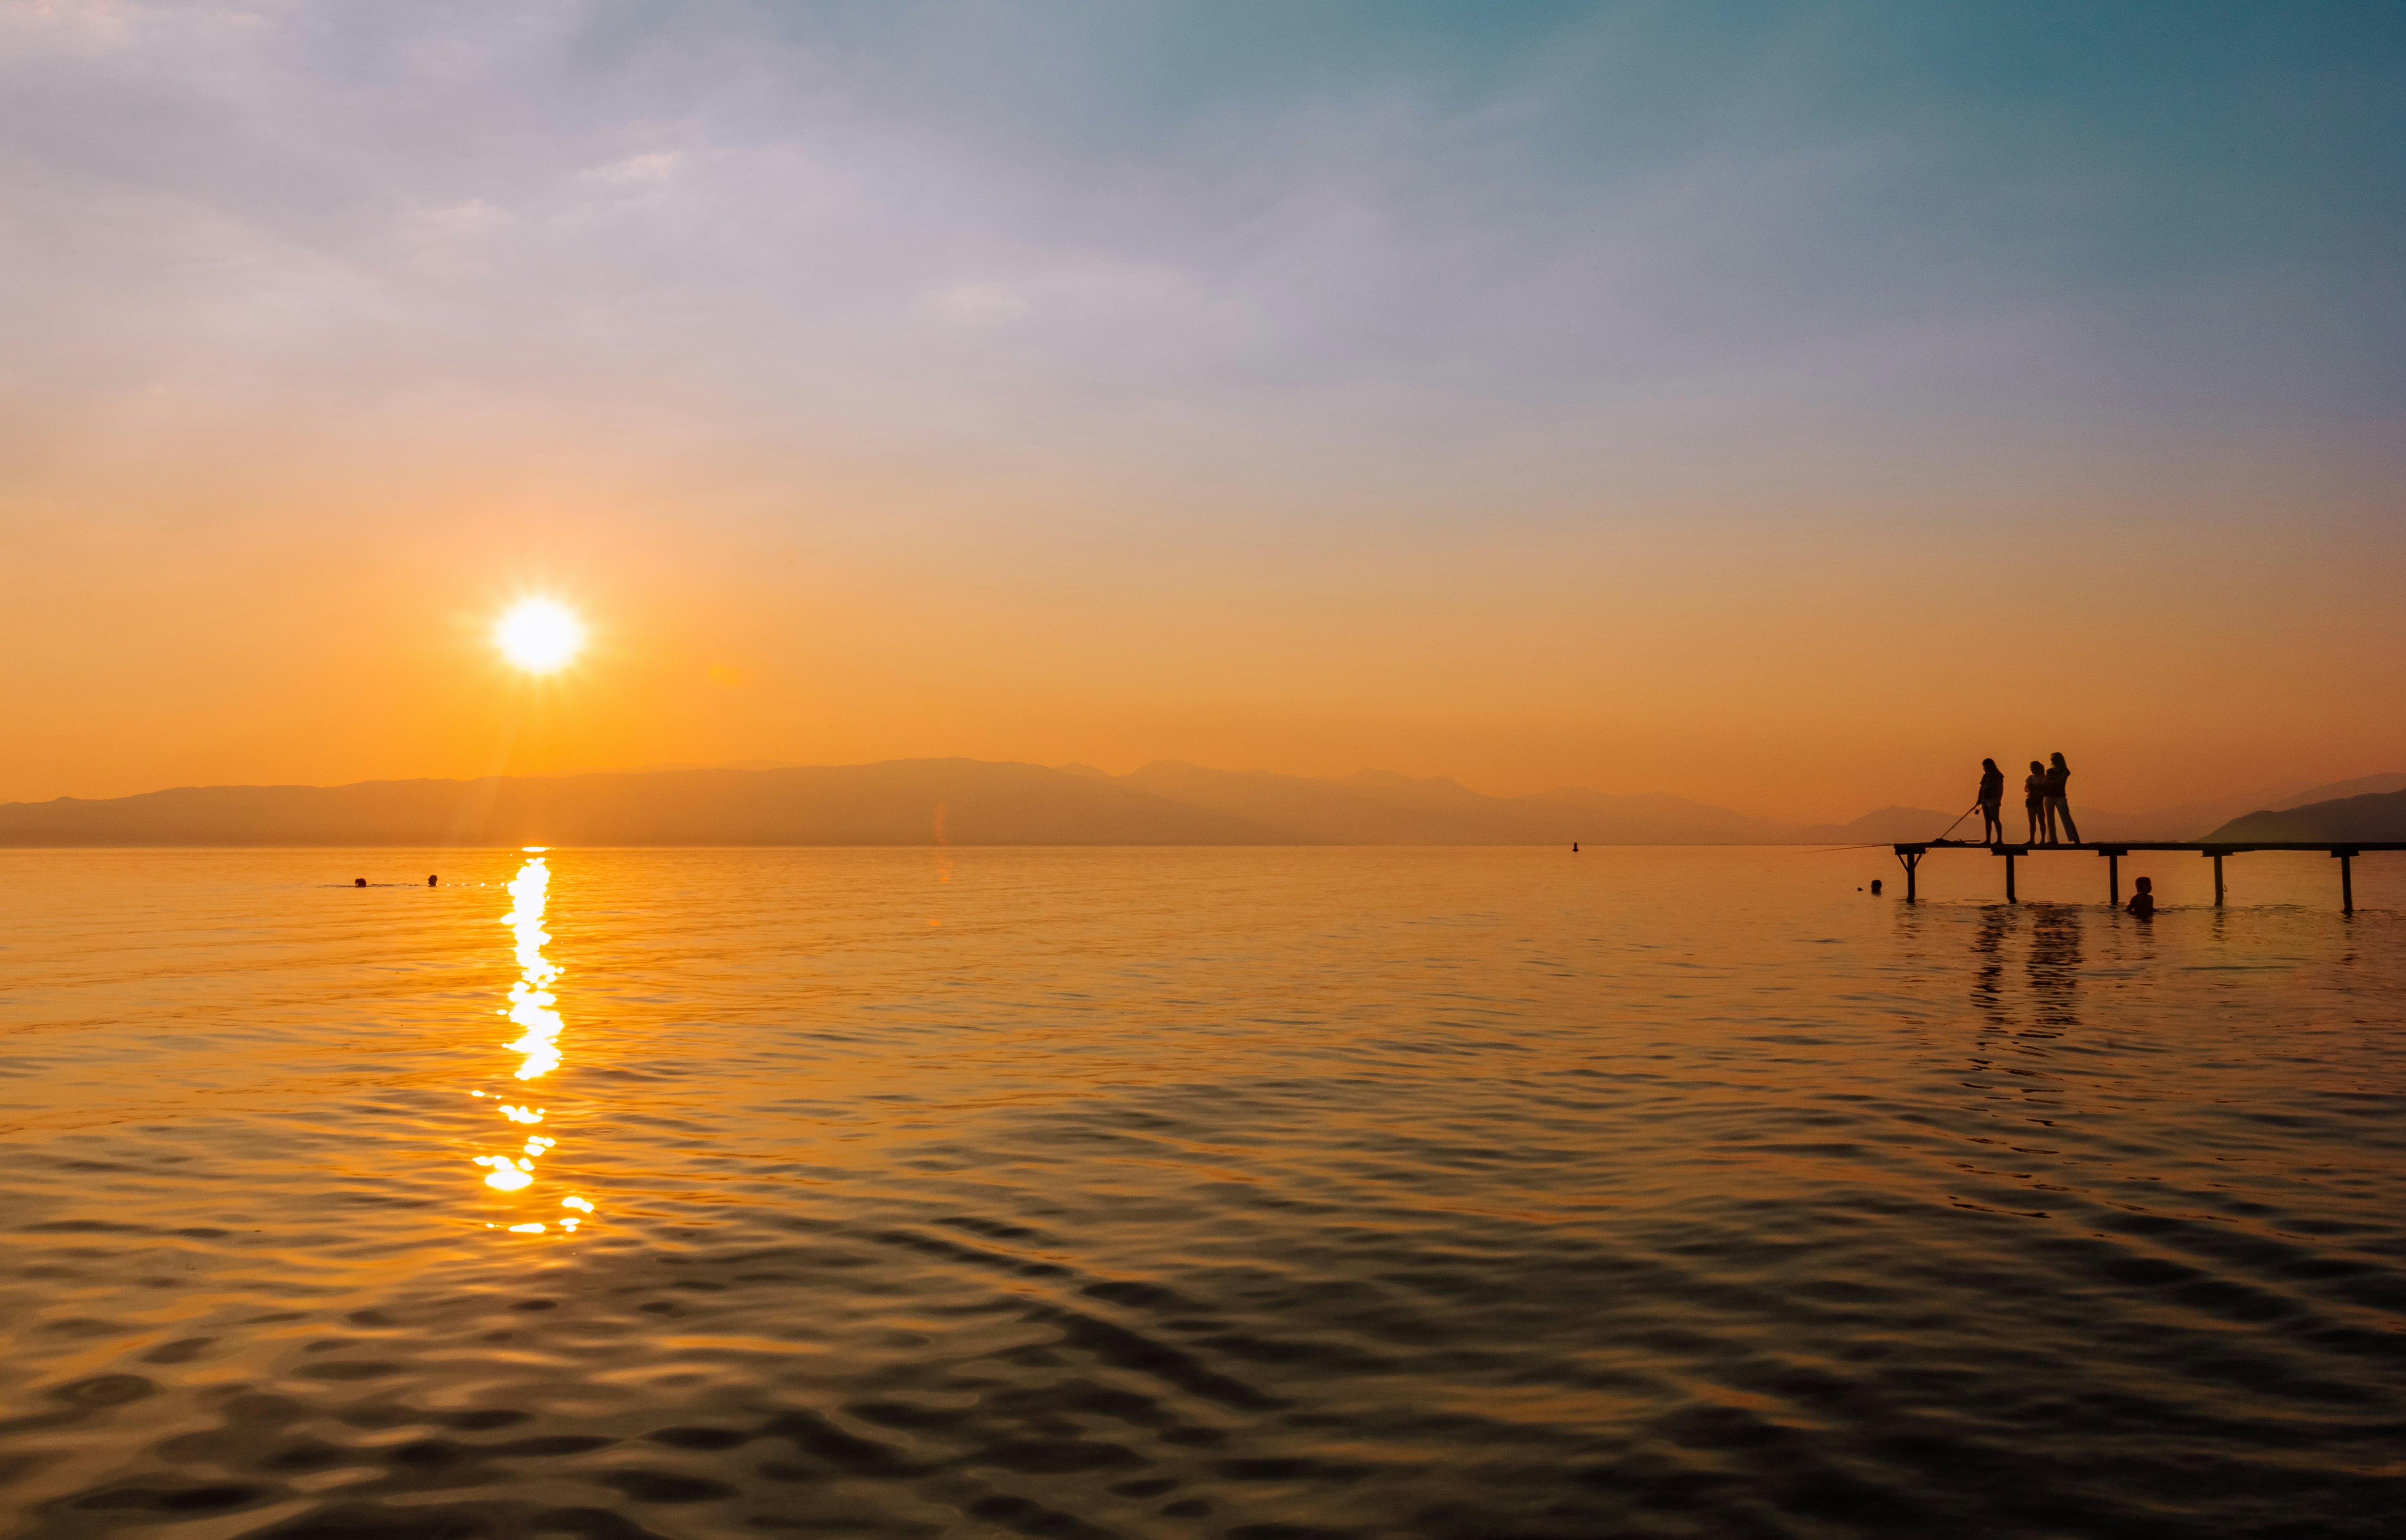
[1,846,2401,1539]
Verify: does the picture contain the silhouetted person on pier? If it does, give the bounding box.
[2024,762,2048,843]
[2044,752,2080,845]
[1977,759,2005,844]
[2126,875,2155,918]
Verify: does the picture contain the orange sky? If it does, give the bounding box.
[4,4,2402,823]
[9,436,2399,823]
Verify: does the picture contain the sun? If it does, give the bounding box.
[494,599,586,673]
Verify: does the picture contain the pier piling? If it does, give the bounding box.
[1888,839,2393,912]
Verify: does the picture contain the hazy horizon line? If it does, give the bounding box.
[11,752,2398,830]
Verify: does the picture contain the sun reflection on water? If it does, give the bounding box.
[471,848,593,1235]
[502,853,564,1078]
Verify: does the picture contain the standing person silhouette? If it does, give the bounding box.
[2043,752,2081,845]
[2023,761,2049,844]
[1977,758,2006,844]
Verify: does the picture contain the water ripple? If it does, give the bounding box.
[1,846,2401,1537]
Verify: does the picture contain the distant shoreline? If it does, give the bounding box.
[0,841,1816,851]
[6,759,2399,848]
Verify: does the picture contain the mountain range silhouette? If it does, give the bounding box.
[2204,784,2406,843]
[1,761,2399,847]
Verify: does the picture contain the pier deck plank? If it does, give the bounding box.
[1890,841,2405,854]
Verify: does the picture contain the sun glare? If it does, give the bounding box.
[495,599,585,673]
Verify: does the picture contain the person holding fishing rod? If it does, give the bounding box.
[1977,758,2006,844]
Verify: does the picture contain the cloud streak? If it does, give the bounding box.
[5,0,2396,483]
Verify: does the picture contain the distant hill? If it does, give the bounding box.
[1789,806,1964,844]
[7,759,2398,848]
[1114,764,1948,844]
[1120,762,1559,843]
[2203,787,2406,844]
[0,757,1864,847]
[2082,773,2406,842]
[2268,773,2406,809]
[1510,786,1792,843]
[0,760,1300,848]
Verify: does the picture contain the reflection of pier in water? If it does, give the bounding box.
[1893,839,2404,911]
[1966,905,2083,1034]
[468,848,595,1236]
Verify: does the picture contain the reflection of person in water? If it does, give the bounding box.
[2043,752,2081,845]
[2126,875,2155,918]
[2027,901,2084,1031]
[1977,758,2006,844]
[2024,761,2049,843]
[1970,906,2010,1019]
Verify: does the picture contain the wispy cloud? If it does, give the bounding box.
[0,0,2396,515]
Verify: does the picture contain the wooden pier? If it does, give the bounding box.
[1889,841,2403,912]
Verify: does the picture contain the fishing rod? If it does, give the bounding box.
[1927,802,1982,844]
[1796,800,1985,855]
[1798,806,1986,858]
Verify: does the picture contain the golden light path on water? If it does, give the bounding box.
[468,848,595,1236]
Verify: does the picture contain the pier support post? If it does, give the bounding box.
[1894,846,1924,903]
[2335,850,2356,915]
[2212,853,2225,907]
[2005,852,2017,903]
[2106,852,2119,906]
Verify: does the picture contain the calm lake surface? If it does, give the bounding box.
[2,846,2401,1540]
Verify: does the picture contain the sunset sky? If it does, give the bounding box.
[4,1,2401,822]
